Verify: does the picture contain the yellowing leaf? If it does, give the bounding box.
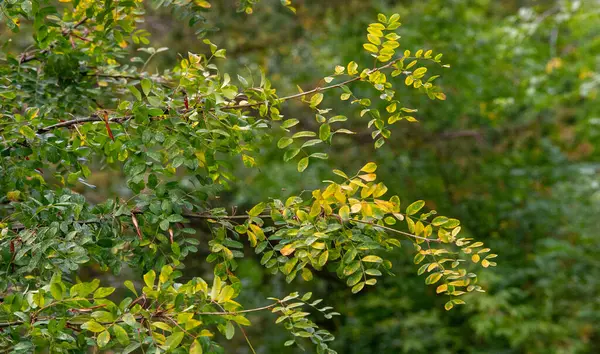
[351,282,365,294]
[318,250,329,267]
[436,284,448,294]
[363,43,379,53]
[143,270,156,288]
[367,34,381,45]
[347,61,359,75]
[248,202,265,217]
[297,157,309,172]
[362,255,383,263]
[406,200,425,215]
[339,205,350,221]
[280,245,295,256]
[425,272,442,284]
[360,162,377,173]
[358,173,377,182]
[444,301,454,311]
[191,340,204,354]
[97,330,110,348]
[310,93,323,106]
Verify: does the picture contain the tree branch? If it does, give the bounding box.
[29,56,405,134]
[350,218,441,243]
[222,56,404,110]
[19,17,89,64]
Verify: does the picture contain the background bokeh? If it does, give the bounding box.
[143,0,600,353]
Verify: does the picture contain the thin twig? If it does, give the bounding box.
[222,56,403,111]
[350,218,440,243]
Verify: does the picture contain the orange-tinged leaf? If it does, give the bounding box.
[358,174,377,182]
[280,245,295,256]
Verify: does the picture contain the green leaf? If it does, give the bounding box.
[122,313,137,327]
[164,332,184,350]
[70,279,100,297]
[92,311,115,323]
[225,321,235,340]
[351,282,365,293]
[310,153,328,160]
[281,119,300,129]
[124,281,137,296]
[81,320,106,333]
[406,200,425,215]
[277,137,293,149]
[19,126,36,140]
[292,131,316,139]
[113,324,130,345]
[94,287,115,299]
[141,79,151,96]
[284,148,301,162]
[50,283,63,300]
[297,157,309,172]
[129,85,142,101]
[319,124,331,141]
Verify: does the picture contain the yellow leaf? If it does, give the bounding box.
[309,201,321,217]
[347,61,359,75]
[350,203,362,213]
[195,0,211,8]
[367,34,381,45]
[363,43,379,53]
[360,162,377,173]
[436,284,448,294]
